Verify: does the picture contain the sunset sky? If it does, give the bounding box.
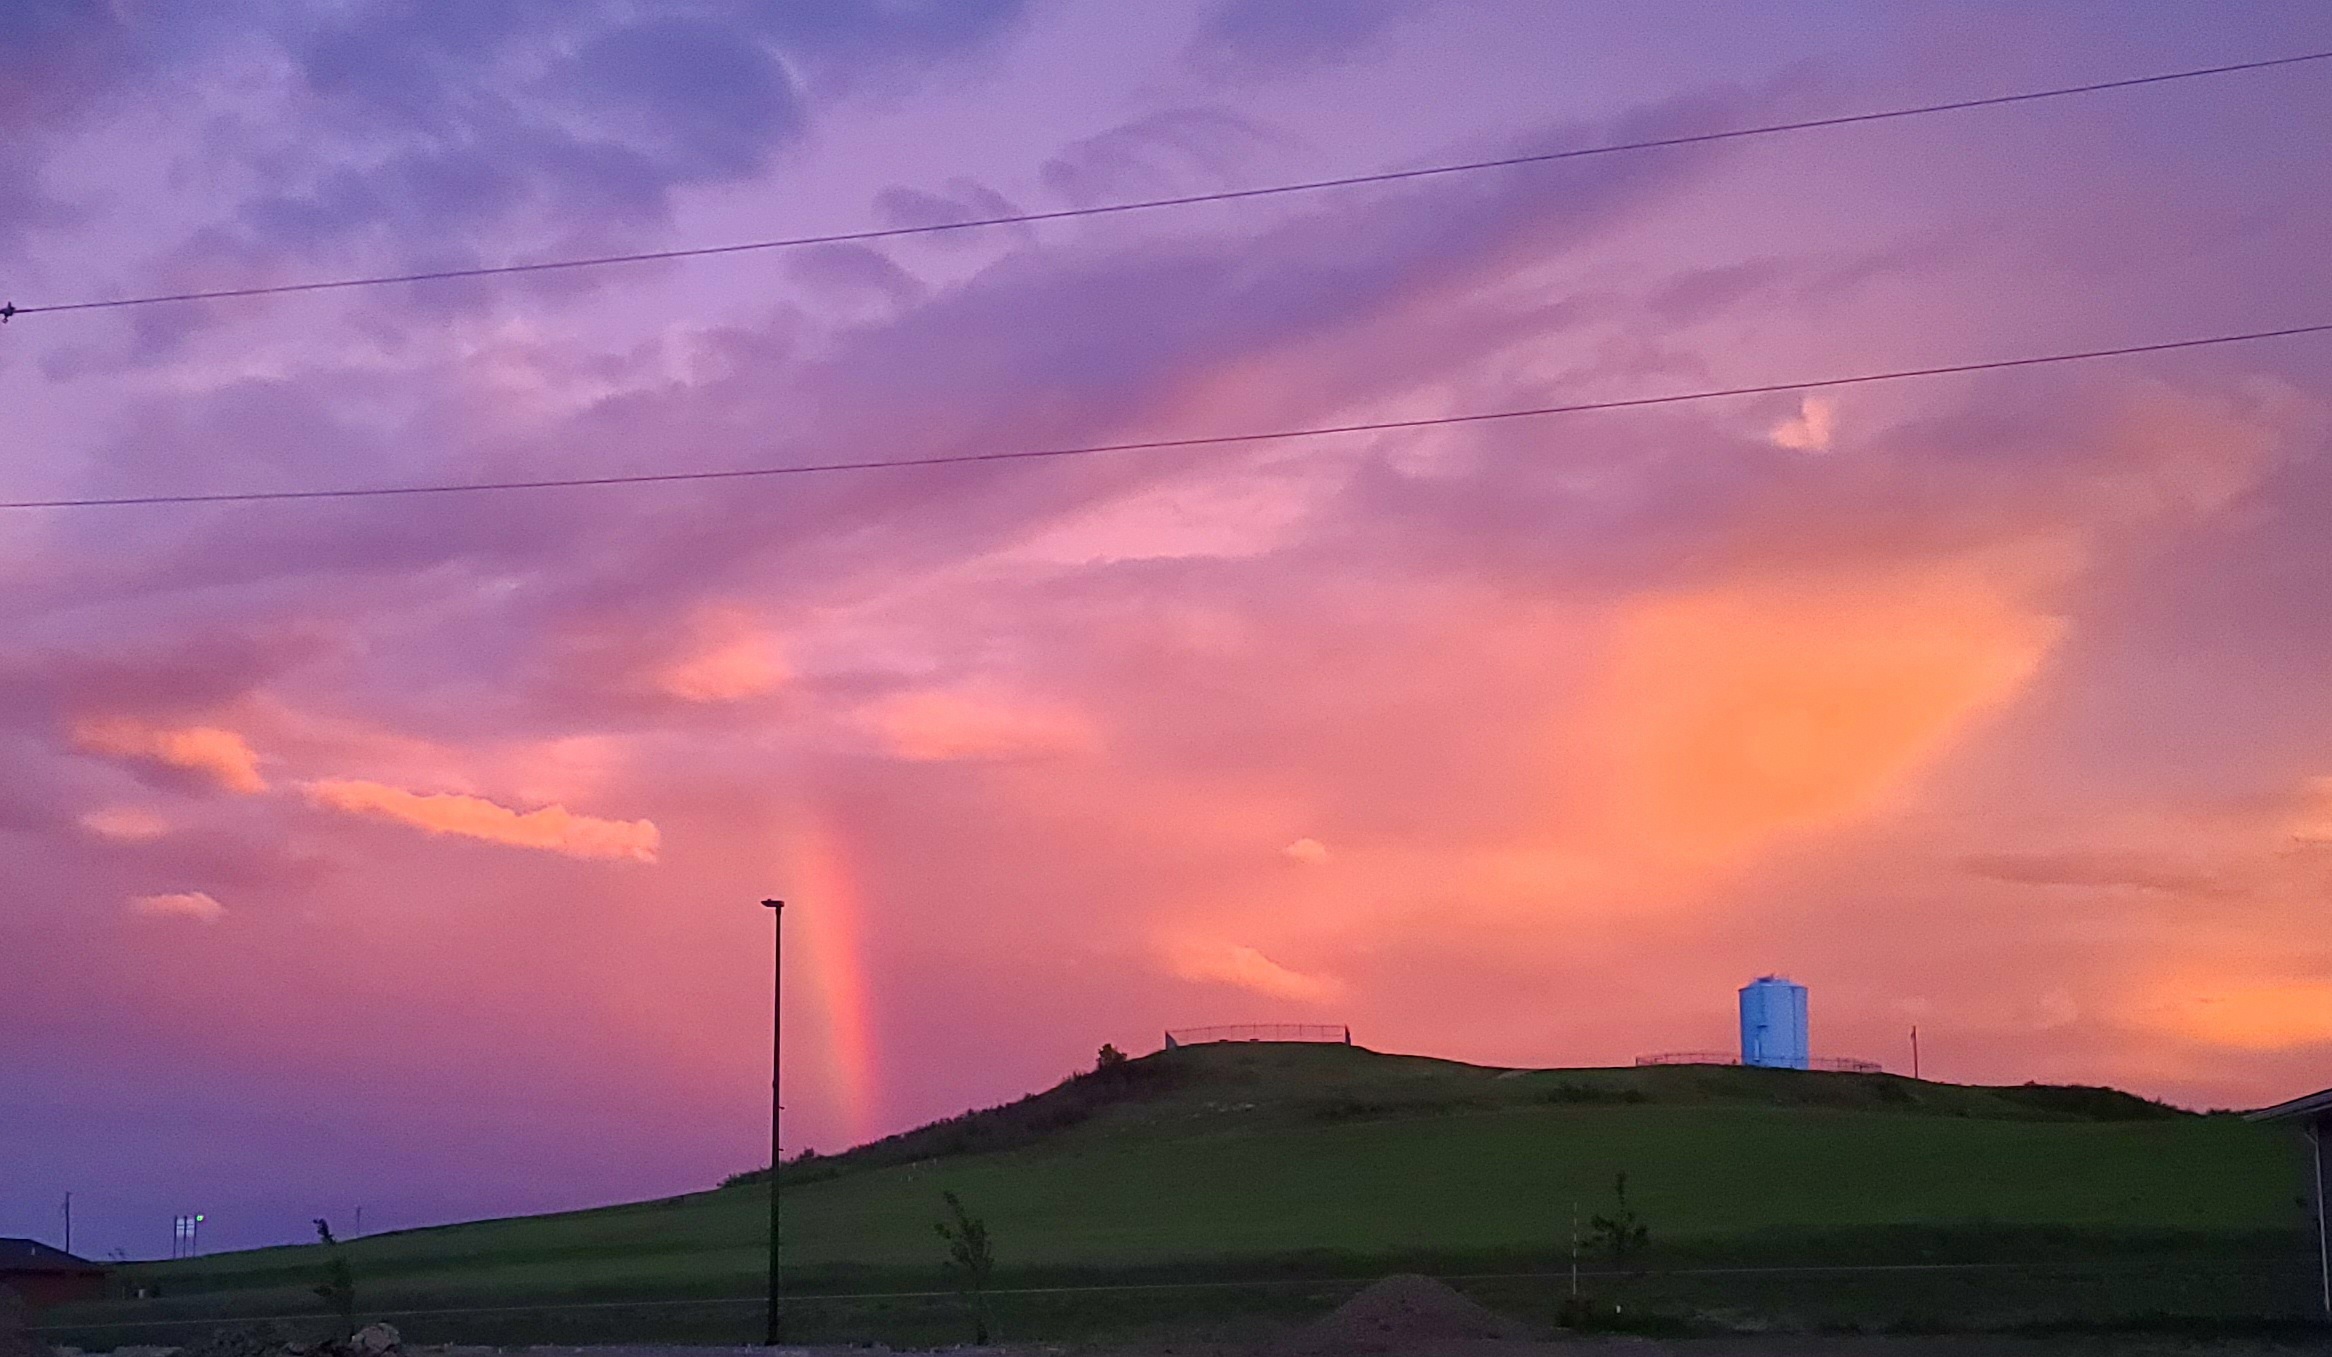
[5,1,2332,1259]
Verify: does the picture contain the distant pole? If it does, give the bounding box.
[763,898,786,1346]
[1568,1200,1579,1297]
[354,1206,364,1238]
[1910,1026,1920,1081]
[62,1193,71,1254]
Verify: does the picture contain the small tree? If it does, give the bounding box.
[311,1219,356,1339]
[1095,1043,1128,1075]
[933,1190,996,1343]
[1586,1171,1650,1272]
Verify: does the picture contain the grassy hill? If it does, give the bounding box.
[48,1043,2321,1342]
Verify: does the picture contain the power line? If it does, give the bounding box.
[7,320,2326,512]
[6,49,2329,319]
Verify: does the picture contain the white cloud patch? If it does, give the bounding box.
[1282,837,1330,865]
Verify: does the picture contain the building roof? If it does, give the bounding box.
[0,1239,102,1274]
[2245,1087,2332,1123]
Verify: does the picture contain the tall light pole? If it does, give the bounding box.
[762,898,785,1346]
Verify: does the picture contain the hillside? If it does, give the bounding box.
[109,1042,2301,1311]
[734,1039,2192,1189]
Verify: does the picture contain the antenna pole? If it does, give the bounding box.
[1910,1025,1921,1080]
[763,898,786,1346]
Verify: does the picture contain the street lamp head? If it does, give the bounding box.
[762,898,784,910]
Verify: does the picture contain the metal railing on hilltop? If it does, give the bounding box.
[1164,1023,1352,1048]
[1636,1051,1885,1074]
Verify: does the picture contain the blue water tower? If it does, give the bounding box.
[1739,975,1809,1069]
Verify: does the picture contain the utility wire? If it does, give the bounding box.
[6,320,2326,511]
[5,49,2329,319]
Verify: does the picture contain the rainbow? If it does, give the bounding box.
[787,813,879,1143]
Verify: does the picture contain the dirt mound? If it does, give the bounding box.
[1289,1274,1529,1353]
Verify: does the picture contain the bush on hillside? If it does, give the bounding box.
[933,1190,997,1344]
[310,1220,355,1340]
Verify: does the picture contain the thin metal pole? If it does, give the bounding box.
[1910,1026,1920,1081]
[763,898,786,1346]
[2314,1119,2328,1320]
[1568,1201,1579,1297]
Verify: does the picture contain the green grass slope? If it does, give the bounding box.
[118,1043,2306,1309]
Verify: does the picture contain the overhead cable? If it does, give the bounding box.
[5,49,2329,318]
[6,320,2326,511]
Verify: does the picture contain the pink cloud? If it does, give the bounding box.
[302,779,660,862]
[862,691,1097,763]
[129,891,226,924]
[73,718,269,793]
[654,611,792,704]
[1282,837,1330,865]
[1768,395,1836,452]
[80,806,173,841]
[1168,942,1347,1004]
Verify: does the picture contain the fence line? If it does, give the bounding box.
[1164,1024,1351,1048]
[1634,1052,1886,1074]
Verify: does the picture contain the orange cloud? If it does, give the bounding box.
[304,779,660,862]
[129,891,225,924]
[1283,837,1330,865]
[864,691,1096,763]
[1585,562,2060,863]
[74,718,268,793]
[2288,778,2332,843]
[2129,979,2332,1052]
[80,806,173,841]
[1169,942,1346,1003]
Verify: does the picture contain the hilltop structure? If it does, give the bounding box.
[1637,975,1880,1073]
[1740,975,1811,1069]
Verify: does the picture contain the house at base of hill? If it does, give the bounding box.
[0,1239,107,1308]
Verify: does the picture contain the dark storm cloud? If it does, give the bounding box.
[1184,0,1420,82]
[0,0,145,253]
[873,179,1033,249]
[0,78,1766,781]
[1038,108,1276,207]
[2,1,1033,323]
[748,0,1031,70]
